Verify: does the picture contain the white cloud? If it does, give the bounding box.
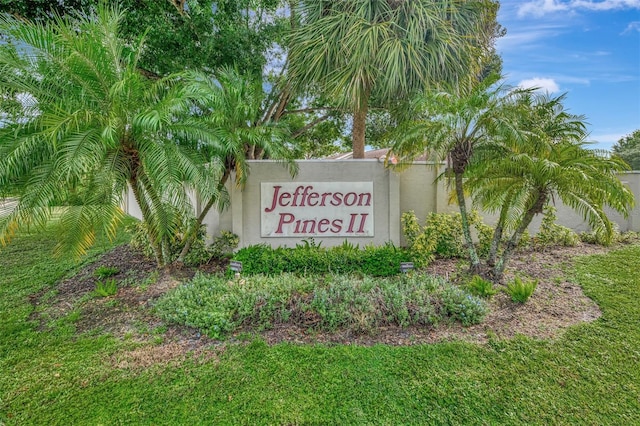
[518,78,561,93]
[518,0,640,18]
[622,21,640,33]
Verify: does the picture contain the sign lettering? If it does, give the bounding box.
[261,182,374,237]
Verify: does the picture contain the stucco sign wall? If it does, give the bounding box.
[261,182,374,237]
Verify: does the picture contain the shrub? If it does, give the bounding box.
[440,285,489,326]
[401,210,494,265]
[155,273,484,337]
[232,242,410,277]
[535,206,579,248]
[94,279,118,297]
[466,275,498,298]
[505,277,538,303]
[578,225,631,246]
[94,266,119,279]
[127,219,238,266]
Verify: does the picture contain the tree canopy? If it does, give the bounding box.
[287,0,501,158]
[612,129,640,171]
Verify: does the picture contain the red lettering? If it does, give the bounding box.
[279,191,291,207]
[275,213,295,234]
[358,193,372,206]
[357,213,369,233]
[264,185,282,212]
[307,192,319,206]
[292,185,304,206]
[347,213,357,233]
[344,192,357,206]
[321,192,331,206]
[331,219,342,233]
[331,192,343,206]
[317,218,330,233]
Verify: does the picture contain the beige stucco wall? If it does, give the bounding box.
[222,160,402,248]
[123,163,640,248]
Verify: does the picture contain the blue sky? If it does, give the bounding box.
[496,0,640,150]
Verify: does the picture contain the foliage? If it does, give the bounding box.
[466,275,498,299]
[94,266,119,280]
[391,74,528,268]
[288,0,499,157]
[232,242,411,277]
[505,277,538,303]
[401,210,493,267]
[155,272,485,337]
[534,206,580,248]
[466,92,634,281]
[0,5,223,266]
[3,221,640,424]
[128,220,237,267]
[579,229,639,246]
[611,129,640,170]
[0,0,286,78]
[440,285,489,326]
[209,231,240,259]
[94,278,118,297]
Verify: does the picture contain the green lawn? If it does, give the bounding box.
[1,226,639,424]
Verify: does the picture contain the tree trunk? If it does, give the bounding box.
[351,102,368,159]
[129,179,164,267]
[175,170,231,265]
[454,171,480,270]
[493,195,547,281]
[487,201,509,268]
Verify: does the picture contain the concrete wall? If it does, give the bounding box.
[123,161,640,248]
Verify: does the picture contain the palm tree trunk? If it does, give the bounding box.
[175,170,231,265]
[487,201,510,267]
[352,100,369,159]
[138,173,171,267]
[454,171,480,269]
[493,196,546,281]
[129,179,164,267]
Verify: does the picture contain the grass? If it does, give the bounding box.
[1,225,639,424]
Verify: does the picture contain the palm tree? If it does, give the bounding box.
[174,68,297,264]
[467,93,634,281]
[0,5,221,267]
[389,74,527,270]
[287,0,498,159]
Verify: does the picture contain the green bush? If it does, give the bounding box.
[232,241,410,277]
[535,206,579,248]
[401,210,494,265]
[505,276,538,303]
[578,226,635,246]
[155,273,485,338]
[440,285,489,326]
[127,220,238,267]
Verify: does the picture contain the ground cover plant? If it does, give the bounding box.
[1,224,640,424]
[155,273,487,338]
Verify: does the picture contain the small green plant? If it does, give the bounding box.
[505,277,538,303]
[94,279,118,297]
[440,285,488,326]
[94,265,119,279]
[466,275,498,298]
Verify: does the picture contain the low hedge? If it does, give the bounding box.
[232,241,412,277]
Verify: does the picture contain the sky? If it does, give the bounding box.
[496,0,640,150]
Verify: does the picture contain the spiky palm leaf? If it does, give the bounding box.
[0,5,222,266]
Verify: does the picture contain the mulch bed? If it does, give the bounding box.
[29,241,622,360]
